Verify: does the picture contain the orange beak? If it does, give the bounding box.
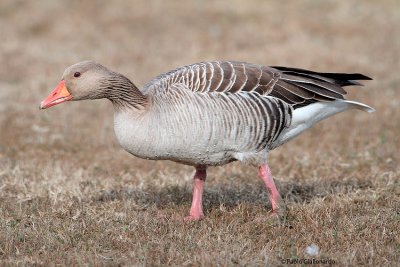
[40,80,72,109]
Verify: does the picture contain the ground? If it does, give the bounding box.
[0,0,399,266]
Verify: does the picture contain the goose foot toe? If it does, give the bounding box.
[183,214,204,222]
[270,206,291,227]
[254,210,290,227]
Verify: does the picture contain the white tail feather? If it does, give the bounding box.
[271,100,374,149]
[342,100,375,113]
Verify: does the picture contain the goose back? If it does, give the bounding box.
[142,61,370,108]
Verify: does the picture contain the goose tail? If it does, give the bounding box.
[270,100,374,149]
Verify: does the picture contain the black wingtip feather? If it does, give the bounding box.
[271,66,373,85]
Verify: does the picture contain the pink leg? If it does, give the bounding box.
[184,167,207,221]
[258,164,283,214]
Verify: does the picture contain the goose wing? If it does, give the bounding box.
[143,61,371,108]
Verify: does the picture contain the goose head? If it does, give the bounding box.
[40,61,119,109]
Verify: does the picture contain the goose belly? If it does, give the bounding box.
[114,115,238,166]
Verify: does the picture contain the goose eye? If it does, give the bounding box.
[74,72,81,78]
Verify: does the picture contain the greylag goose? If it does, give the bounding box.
[40,61,374,221]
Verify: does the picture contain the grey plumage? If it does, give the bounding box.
[43,60,373,167]
[110,61,373,167]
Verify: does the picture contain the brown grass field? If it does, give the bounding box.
[0,0,399,266]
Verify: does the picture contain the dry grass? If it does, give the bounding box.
[0,0,399,266]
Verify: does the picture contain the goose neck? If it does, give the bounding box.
[101,73,147,111]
